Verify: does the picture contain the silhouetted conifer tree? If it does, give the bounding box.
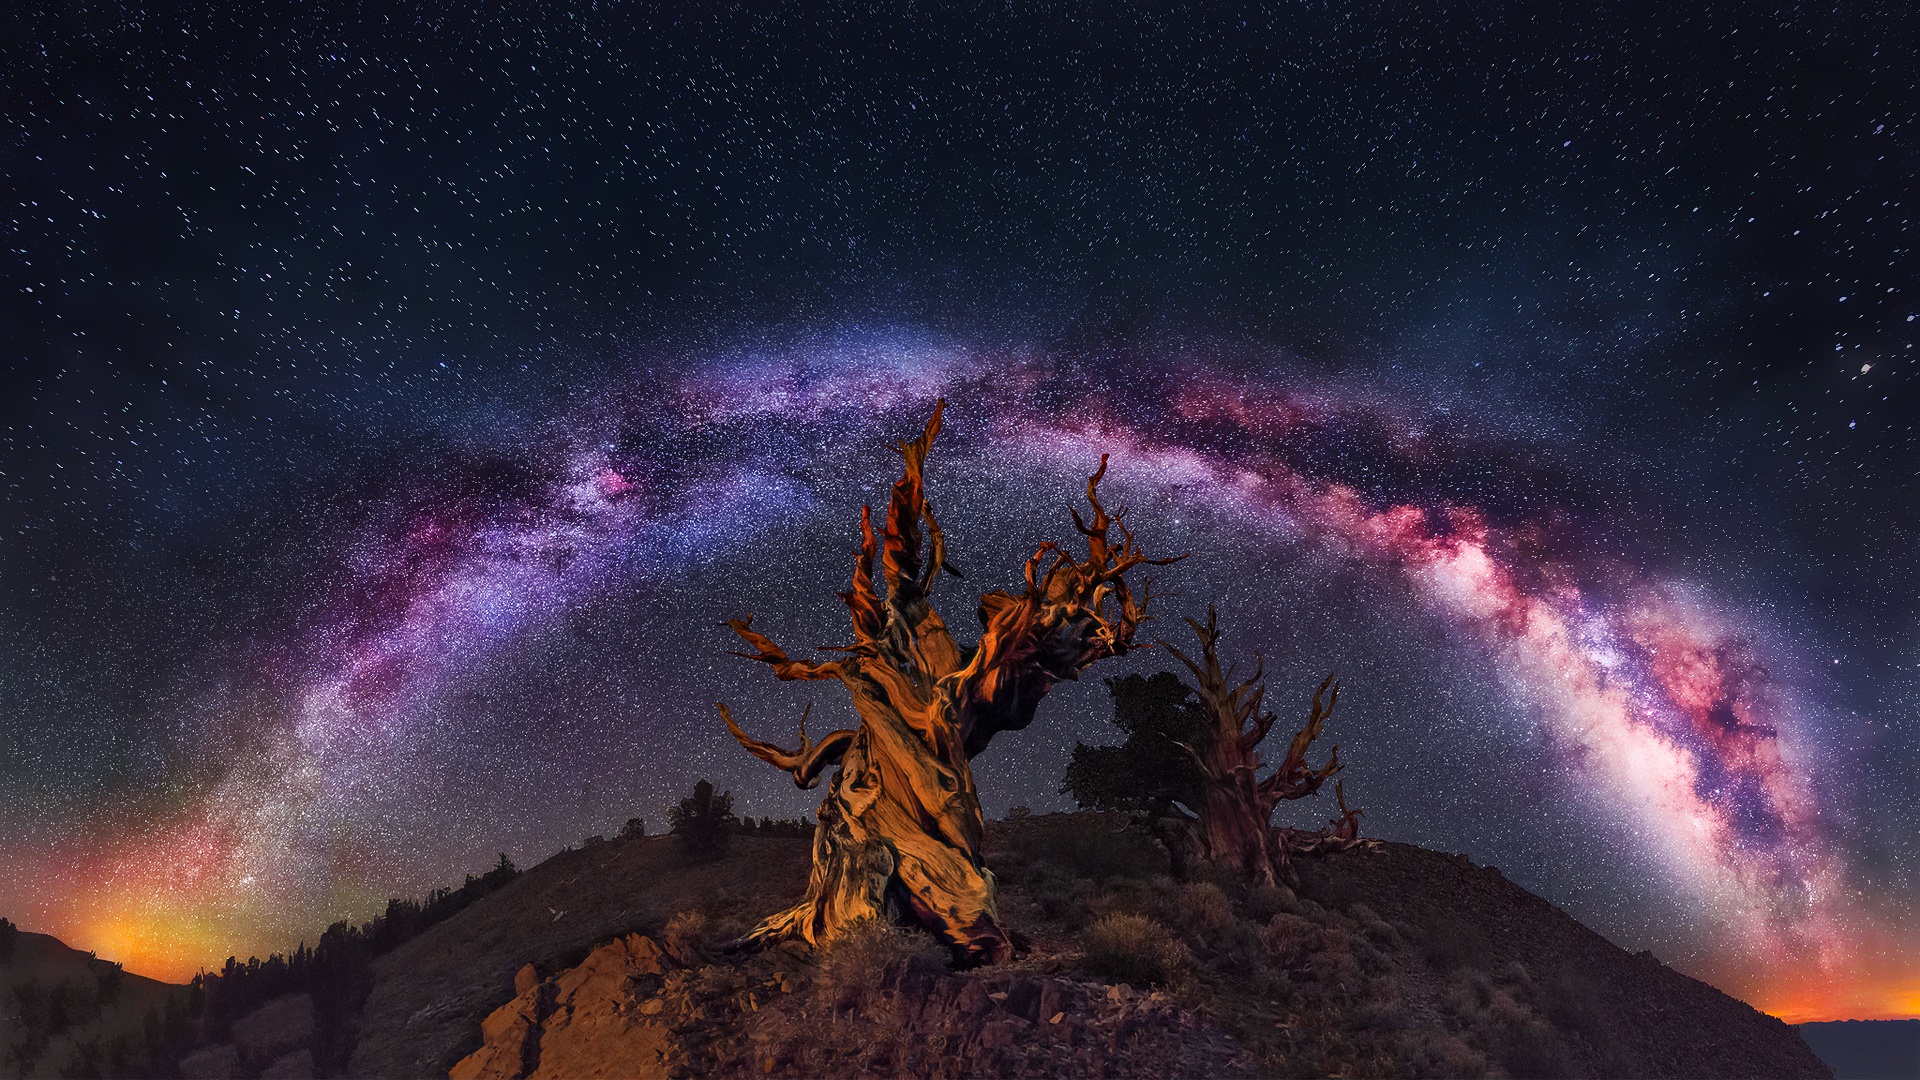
[668,778,737,861]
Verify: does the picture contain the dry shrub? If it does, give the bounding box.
[1444,969,1496,1018]
[1358,994,1413,1032]
[1261,912,1319,968]
[814,919,948,1011]
[1244,883,1302,922]
[1088,877,1161,921]
[1028,868,1097,923]
[662,909,712,964]
[1306,926,1360,989]
[1345,903,1399,946]
[1207,919,1268,977]
[1402,1029,1489,1077]
[1167,882,1236,941]
[1445,968,1566,1076]
[1080,913,1188,986]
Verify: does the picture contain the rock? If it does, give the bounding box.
[231,993,316,1070]
[177,1043,239,1080]
[514,963,540,997]
[450,981,544,1080]
[977,1018,1024,1049]
[1004,977,1043,1022]
[450,934,676,1080]
[956,981,993,1016]
[260,1048,316,1079]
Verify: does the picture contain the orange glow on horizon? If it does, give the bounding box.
[1739,946,1920,1024]
[64,912,229,985]
[41,904,1919,1023]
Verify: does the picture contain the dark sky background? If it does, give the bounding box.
[2,3,1915,1021]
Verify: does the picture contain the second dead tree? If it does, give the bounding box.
[1161,606,1363,887]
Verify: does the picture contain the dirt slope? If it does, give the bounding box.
[345,833,809,1079]
[358,812,1830,1080]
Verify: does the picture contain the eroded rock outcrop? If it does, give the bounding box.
[451,934,674,1080]
[449,926,1248,1080]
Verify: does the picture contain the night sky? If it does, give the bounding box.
[4,4,1917,1023]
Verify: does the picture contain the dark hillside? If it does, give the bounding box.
[373,812,1827,1080]
[0,928,189,1076]
[150,812,1833,1079]
[345,833,811,1078]
[1289,841,1826,1078]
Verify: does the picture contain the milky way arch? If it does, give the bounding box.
[22,334,1910,1021]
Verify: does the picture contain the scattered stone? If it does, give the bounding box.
[177,1043,239,1080]
[259,1048,316,1079]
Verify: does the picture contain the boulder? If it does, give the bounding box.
[231,992,315,1070]
[260,1048,317,1079]
[177,1043,239,1080]
[451,934,675,1080]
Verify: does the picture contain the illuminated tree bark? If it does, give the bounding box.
[1161,606,1362,888]
[716,401,1178,964]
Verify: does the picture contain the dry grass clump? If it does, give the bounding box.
[813,919,949,1012]
[1170,881,1236,939]
[661,910,713,965]
[1079,912,1188,986]
[1260,912,1319,968]
[1441,967,1574,1078]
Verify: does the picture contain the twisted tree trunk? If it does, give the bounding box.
[717,401,1179,963]
[1162,606,1363,887]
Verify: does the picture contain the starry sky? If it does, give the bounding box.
[4,3,1917,1023]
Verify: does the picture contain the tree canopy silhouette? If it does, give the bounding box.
[668,779,737,861]
[1062,671,1209,817]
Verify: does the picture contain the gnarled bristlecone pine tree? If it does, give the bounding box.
[1161,605,1364,888]
[715,400,1180,964]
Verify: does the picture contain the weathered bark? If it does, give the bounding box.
[717,400,1179,963]
[1161,606,1361,887]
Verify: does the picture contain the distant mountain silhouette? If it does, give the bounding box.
[1798,1019,1920,1080]
[0,923,190,1075]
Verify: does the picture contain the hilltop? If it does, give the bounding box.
[149,811,1831,1079]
